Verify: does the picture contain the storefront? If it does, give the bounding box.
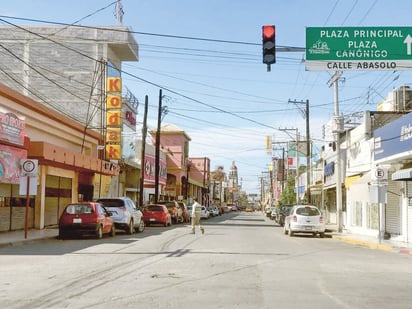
[0,84,119,231]
[0,109,30,231]
[374,112,412,242]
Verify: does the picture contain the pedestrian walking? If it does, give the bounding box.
[191,198,204,234]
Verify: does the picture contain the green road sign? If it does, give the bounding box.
[306,26,412,71]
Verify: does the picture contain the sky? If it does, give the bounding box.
[1,0,412,194]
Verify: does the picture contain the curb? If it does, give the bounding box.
[332,235,394,252]
[399,248,412,255]
[0,235,57,249]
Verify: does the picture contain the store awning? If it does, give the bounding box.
[345,174,361,188]
[392,168,412,181]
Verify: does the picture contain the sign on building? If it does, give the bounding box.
[106,77,122,160]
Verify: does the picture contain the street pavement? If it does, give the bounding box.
[1,215,412,255]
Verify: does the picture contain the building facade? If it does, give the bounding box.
[0,83,118,232]
[0,25,140,204]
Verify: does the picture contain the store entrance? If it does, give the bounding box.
[44,175,72,226]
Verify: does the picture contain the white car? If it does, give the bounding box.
[284,205,325,238]
[209,206,219,216]
[96,197,145,234]
[200,206,210,219]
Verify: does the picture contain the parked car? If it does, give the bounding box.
[59,202,115,239]
[276,205,294,226]
[96,197,145,234]
[265,207,272,217]
[227,204,238,212]
[270,207,280,220]
[177,201,190,223]
[200,206,210,219]
[187,205,193,218]
[143,204,172,227]
[209,206,220,216]
[157,201,179,224]
[283,205,325,238]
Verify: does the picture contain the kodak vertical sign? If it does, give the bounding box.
[106,77,122,160]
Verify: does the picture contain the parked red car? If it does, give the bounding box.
[59,202,115,239]
[143,204,172,227]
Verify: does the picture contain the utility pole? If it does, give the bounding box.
[154,89,162,203]
[328,71,343,233]
[288,99,311,204]
[295,130,300,204]
[279,128,300,204]
[139,95,148,208]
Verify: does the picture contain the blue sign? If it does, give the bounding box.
[324,162,335,177]
[374,113,412,161]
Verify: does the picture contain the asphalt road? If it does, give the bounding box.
[1,211,411,309]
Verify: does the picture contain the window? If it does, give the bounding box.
[66,204,94,214]
[296,207,320,216]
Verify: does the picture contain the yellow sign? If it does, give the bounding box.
[105,77,122,160]
[106,77,122,92]
[106,128,121,143]
[106,144,121,160]
[106,111,122,126]
[107,94,122,109]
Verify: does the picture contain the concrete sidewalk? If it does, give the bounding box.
[330,232,412,255]
[0,228,58,248]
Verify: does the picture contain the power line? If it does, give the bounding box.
[0,14,305,50]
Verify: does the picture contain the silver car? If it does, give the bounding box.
[96,197,145,234]
[283,205,325,238]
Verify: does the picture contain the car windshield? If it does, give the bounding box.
[97,199,125,207]
[296,207,320,216]
[65,204,94,214]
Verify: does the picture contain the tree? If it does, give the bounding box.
[278,175,296,205]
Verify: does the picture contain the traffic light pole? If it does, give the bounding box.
[328,71,343,233]
[288,99,311,204]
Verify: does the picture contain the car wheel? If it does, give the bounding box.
[137,220,145,233]
[110,225,116,237]
[283,225,288,235]
[96,225,103,239]
[127,220,134,235]
[289,230,294,237]
[319,232,325,238]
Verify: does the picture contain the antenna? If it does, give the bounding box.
[114,0,124,25]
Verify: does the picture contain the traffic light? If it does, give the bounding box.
[262,25,276,67]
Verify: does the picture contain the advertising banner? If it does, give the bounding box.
[0,109,25,146]
[0,145,27,183]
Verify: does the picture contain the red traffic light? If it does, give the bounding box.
[262,25,276,66]
[262,25,275,39]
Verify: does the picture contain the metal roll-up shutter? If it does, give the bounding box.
[406,182,412,242]
[385,174,401,235]
[408,198,412,242]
